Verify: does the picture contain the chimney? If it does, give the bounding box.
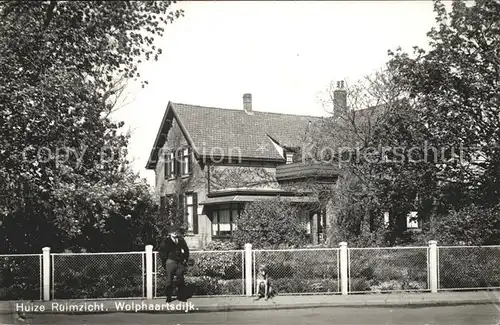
[333,80,346,115]
[243,93,252,114]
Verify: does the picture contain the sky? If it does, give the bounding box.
[110,1,442,186]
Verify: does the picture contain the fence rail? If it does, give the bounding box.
[1,242,500,301]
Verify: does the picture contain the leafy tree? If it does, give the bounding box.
[0,1,182,253]
[232,198,309,249]
[313,0,500,246]
[388,0,500,208]
[377,0,500,244]
[309,68,412,246]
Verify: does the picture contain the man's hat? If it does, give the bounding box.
[166,223,186,235]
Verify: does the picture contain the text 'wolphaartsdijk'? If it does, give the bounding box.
[115,301,196,313]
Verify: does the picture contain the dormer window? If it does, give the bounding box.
[164,147,192,179]
[286,152,294,164]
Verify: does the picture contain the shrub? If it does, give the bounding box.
[183,277,242,296]
[370,280,426,293]
[371,280,402,292]
[0,257,41,300]
[350,278,371,292]
[349,249,428,285]
[203,240,239,251]
[271,278,338,294]
[232,198,309,249]
[438,247,500,289]
[52,255,143,299]
[426,204,500,246]
[254,248,339,280]
[189,240,242,280]
[265,261,295,279]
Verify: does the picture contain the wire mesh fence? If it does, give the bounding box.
[154,250,245,297]
[253,248,340,295]
[4,244,500,301]
[348,247,429,293]
[0,254,42,300]
[52,252,145,300]
[438,246,500,291]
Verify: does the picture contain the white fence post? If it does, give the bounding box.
[244,243,253,297]
[339,242,348,295]
[42,247,50,301]
[145,245,153,299]
[428,240,438,293]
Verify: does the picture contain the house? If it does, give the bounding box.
[145,89,344,249]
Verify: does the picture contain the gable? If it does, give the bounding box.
[146,102,196,170]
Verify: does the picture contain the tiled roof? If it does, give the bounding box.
[146,102,322,169]
[172,103,322,161]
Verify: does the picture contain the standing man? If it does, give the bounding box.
[159,226,190,302]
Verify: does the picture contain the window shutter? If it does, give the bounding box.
[188,147,192,174]
[172,151,177,176]
[181,149,186,175]
[193,193,198,234]
[176,149,184,175]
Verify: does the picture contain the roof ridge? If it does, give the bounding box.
[171,102,324,119]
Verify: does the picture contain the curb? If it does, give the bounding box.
[1,298,497,315]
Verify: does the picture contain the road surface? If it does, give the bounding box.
[4,304,500,325]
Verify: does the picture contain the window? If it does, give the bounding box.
[286,152,294,164]
[164,152,175,178]
[212,204,239,237]
[383,211,390,226]
[159,195,166,218]
[184,193,198,234]
[163,194,175,218]
[164,147,192,178]
[318,207,327,241]
[406,211,419,229]
[181,147,191,175]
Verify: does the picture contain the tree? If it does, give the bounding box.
[0,1,182,252]
[308,68,412,246]
[373,0,500,244]
[311,0,500,246]
[388,0,500,208]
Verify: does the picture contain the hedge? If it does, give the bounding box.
[254,250,339,279]
[52,254,144,299]
[0,256,41,300]
[438,247,500,289]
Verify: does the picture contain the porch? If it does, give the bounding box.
[200,188,327,245]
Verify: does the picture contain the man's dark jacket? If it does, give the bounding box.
[159,236,190,266]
